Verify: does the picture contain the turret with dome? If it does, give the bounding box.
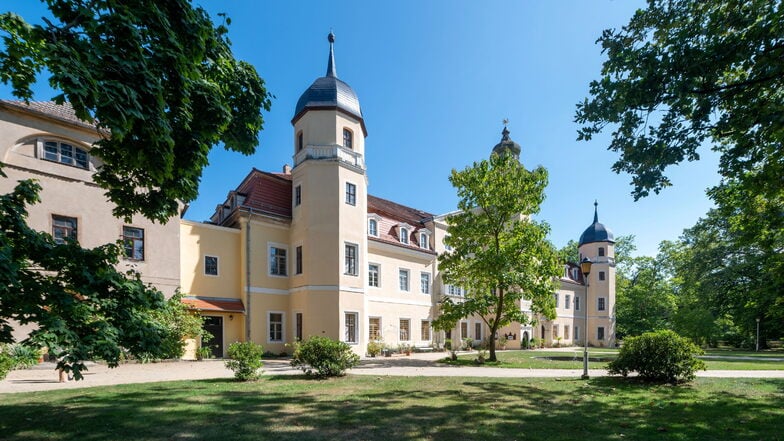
[492,124,522,161]
[579,201,614,246]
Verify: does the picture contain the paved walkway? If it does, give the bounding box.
[2,351,783,394]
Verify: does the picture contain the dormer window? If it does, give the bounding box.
[418,228,432,249]
[41,139,89,169]
[343,128,353,149]
[368,219,377,236]
[400,227,409,244]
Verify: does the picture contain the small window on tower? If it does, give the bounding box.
[599,247,605,257]
[343,128,353,149]
[297,132,304,151]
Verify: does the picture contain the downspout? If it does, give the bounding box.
[245,211,253,341]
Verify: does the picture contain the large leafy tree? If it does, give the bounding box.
[0,0,272,221]
[433,153,560,362]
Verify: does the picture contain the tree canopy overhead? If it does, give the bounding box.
[576,0,783,202]
[433,152,560,362]
[0,0,272,222]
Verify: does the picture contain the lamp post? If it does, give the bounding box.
[580,257,592,380]
[756,318,761,352]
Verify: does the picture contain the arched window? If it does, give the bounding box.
[42,140,89,169]
[368,219,378,236]
[400,227,409,244]
[343,128,353,149]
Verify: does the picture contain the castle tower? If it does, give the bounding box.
[289,32,368,352]
[577,201,616,347]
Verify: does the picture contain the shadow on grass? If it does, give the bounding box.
[0,376,782,441]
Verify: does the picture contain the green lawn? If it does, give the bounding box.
[1,376,782,440]
[442,349,784,370]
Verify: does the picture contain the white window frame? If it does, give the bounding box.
[52,214,78,244]
[368,219,378,236]
[345,181,357,206]
[398,223,413,244]
[38,138,90,169]
[420,272,431,294]
[204,255,219,277]
[344,311,359,344]
[122,225,145,261]
[367,214,382,238]
[421,320,431,342]
[418,228,431,249]
[398,268,410,292]
[368,263,380,288]
[565,294,571,309]
[344,242,359,276]
[268,243,289,277]
[343,127,353,149]
[399,318,411,341]
[368,317,381,341]
[267,311,285,343]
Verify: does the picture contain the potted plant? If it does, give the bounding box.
[366,340,383,357]
[196,346,212,361]
[498,335,508,350]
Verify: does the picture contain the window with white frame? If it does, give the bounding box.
[345,243,358,276]
[399,269,409,291]
[419,232,429,249]
[268,312,284,342]
[597,297,606,311]
[399,227,409,244]
[565,294,571,309]
[343,128,353,149]
[368,264,379,287]
[597,326,605,341]
[399,319,410,341]
[447,284,464,296]
[368,219,378,236]
[420,272,431,294]
[122,226,144,261]
[269,246,287,276]
[42,140,89,169]
[345,312,358,343]
[204,255,219,276]
[294,185,302,206]
[52,215,77,244]
[369,317,381,340]
[443,235,452,251]
[421,320,431,341]
[345,182,356,206]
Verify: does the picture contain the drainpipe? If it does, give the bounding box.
[245,211,253,341]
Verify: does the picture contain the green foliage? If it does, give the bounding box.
[366,340,383,357]
[0,1,271,221]
[142,292,207,361]
[196,346,213,361]
[608,330,706,383]
[0,348,12,380]
[290,336,360,378]
[615,254,676,338]
[224,341,264,381]
[0,179,179,380]
[0,343,41,380]
[433,152,560,362]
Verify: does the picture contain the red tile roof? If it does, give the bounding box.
[235,168,293,218]
[181,296,245,313]
[0,100,97,130]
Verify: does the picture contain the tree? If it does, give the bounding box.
[432,153,560,362]
[615,254,676,338]
[0,0,272,221]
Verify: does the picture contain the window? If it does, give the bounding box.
[399,227,409,244]
[554,293,559,308]
[269,246,287,276]
[399,319,410,341]
[460,322,468,339]
[598,247,605,257]
[444,236,452,251]
[369,317,381,340]
[345,182,356,205]
[598,297,606,311]
[447,285,464,296]
[297,131,304,151]
[564,325,570,340]
[420,272,431,294]
[553,324,559,338]
[52,215,77,244]
[574,326,580,341]
[43,140,89,169]
[475,322,482,341]
[343,128,353,149]
[419,232,428,249]
[368,219,378,236]
[295,313,303,341]
[345,243,358,276]
[599,271,606,281]
[565,294,571,309]
[421,320,431,341]
[399,269,409,291]
[296,246,303,275]
[268,312,283,342]
[122,226,144,261]
[368,264,379,287]
[204,255,219,276]
[597,327,605,341]
[575,296,580,311]
[345,312,358,343]
[294,185,302,206]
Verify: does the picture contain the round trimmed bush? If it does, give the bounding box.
[224,341,264,381]
[290,336,360,378]
[608,330,706,383]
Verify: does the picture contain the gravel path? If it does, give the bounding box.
[2,352,782,394]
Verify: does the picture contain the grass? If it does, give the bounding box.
[1,375,782,440]
[441,349,784,370]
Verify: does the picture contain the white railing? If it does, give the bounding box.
[294,144,364,169]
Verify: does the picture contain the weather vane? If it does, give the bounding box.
[502,118,509,127]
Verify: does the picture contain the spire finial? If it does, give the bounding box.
[326,31,337,78]
[593,200,599,223]
[501,119,510,140]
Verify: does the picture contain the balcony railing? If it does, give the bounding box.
[294,144,364,169]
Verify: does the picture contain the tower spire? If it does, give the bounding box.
[326,31,337,78]
[593,200,599,223]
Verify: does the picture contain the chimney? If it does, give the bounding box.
[282,164,292,174]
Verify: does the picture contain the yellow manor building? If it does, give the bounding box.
[0,34,616,358]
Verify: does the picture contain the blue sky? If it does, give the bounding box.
[3,1,721,257]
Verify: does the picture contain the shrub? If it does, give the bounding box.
[0,349,14,381]
[225,341,264,381]
[608,330,706,383]
[444,339,452,351]
[290,336,360,378]
[366,340,383,357]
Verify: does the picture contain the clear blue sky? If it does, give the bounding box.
[4,1,721,257]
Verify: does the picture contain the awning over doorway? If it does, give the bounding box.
[181,296,245,313]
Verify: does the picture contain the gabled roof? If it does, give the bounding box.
[0,100,97,131]
[236,168,293,219]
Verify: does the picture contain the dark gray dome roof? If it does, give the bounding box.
[579,202,614,246]
[292,32,363,124]
[492,126,521,160]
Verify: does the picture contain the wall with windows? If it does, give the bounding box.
[180,220,241,299]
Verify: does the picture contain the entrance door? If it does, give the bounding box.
[202,316,224,358]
